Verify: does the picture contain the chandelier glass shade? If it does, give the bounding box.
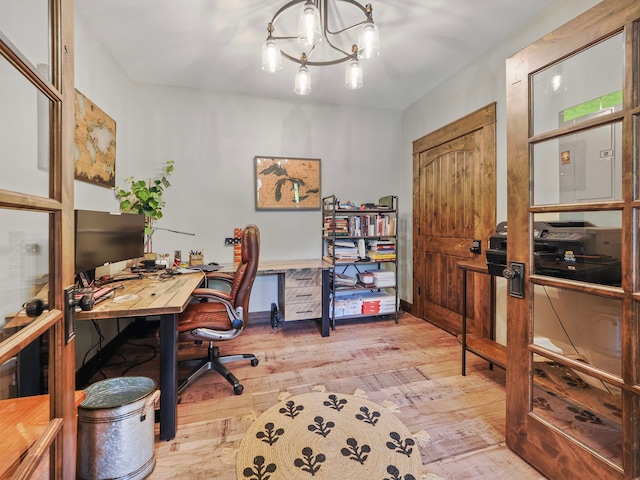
[262,0,380,95]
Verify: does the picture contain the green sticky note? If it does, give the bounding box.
[563,97,602,122]
[602,89,622,109]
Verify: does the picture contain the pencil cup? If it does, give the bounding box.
[189,254,204,266]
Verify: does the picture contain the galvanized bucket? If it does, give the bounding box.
[77,376,160,480]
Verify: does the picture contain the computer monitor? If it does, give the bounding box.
[74,209,145,283]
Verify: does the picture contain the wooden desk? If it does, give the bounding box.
[75,272,204,441]
[218,259,333,336]
[457,260,506,376]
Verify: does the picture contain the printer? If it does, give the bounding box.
[486,221,621,286]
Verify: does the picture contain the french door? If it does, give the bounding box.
[0,0,76,477]
[506,0,640,478]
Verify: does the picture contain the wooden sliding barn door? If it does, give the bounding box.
[412,104,496,336]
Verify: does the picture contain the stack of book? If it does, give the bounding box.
[333,272,357,287]
[327,240,359,262]
[367,240,396,261]
[331,295,362,317]
[323,215,349,236]
[359,292,397,315]
[368,269,395,288]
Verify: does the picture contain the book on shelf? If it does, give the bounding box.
[367,252,396,261]
[333,272,358,287]
[368,239,395,249]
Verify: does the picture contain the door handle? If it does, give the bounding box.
[503,262,525,298]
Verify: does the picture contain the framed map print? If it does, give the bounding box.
[255,156,321,210]
[74,89,116,187]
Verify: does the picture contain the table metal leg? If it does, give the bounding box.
[461,269,467,376]
[321,269,330,337]
[159,313,178,441]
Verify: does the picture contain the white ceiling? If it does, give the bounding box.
[74,0,556,111]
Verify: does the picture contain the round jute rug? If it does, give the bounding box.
[237,391,423,479]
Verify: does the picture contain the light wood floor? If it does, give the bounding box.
[96,312,547,479]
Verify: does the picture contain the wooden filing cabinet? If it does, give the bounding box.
[278,268,323,321]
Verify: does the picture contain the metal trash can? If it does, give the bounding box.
[77,376,160,480]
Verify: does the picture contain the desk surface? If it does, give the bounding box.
[75,272,204,321]
[217,258,332,274]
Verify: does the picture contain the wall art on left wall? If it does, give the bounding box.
[74,89,117,188]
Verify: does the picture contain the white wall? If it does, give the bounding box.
[73,0,603,365]
[73,13,403,365]
[400,0,602,316]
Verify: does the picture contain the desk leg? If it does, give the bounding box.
[489,276,496,371]
[159,313,178,441]
[321,269,330,337]
[461,269,467,377]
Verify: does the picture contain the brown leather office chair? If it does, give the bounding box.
[177,224,260,395]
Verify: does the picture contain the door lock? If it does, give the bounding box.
[504,261,525,298]
[469,239,481,255]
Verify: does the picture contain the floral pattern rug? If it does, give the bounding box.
[236,389,432,480]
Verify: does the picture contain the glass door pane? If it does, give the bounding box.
[0,54,51,198]
[532,33,624,136]
[532,122,622,206]
[0,0,51,79]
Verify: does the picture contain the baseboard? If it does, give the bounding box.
[400,299,412,315]
[249,310,272,325]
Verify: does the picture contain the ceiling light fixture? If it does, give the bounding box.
[262,0,380,96]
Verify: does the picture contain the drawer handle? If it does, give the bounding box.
[296,310,313,314]
[296,294,313,298]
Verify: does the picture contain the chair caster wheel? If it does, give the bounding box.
[251,358,259,367]
[234,384,244,395]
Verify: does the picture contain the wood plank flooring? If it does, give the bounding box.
[92,313,547,479]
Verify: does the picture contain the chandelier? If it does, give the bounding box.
[261,0,380,96]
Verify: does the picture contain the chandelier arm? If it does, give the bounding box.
[317,0,360,59]
[281,50,352,66]
[323,0,370,36]
[264,0,373,71]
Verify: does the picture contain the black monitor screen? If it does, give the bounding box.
[74,210,145,276]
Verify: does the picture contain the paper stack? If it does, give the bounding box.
[359,292,396,315]
[331,295,362,317]
[333,272,357,287]
[368,269,395,288]
[328,240,359,262]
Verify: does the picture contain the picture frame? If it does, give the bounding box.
[255,156,321,210]
[74,89,117,188]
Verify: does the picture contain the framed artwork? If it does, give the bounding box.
[74,89,117,188]
[255,156,321,210]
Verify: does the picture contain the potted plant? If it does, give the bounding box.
[114,159,175,258]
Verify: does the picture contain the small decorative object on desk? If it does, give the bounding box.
[233,227,242,263]
[189,251,203,266]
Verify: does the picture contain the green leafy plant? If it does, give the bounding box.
[114,159,174,252]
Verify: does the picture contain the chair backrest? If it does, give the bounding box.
[228,225,260,320]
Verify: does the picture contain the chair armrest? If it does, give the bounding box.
[189,288,243,330]
[205,272,234,283]
[191,288,232,303]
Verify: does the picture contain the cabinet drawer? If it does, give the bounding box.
[283,301,323,321]
[285,268,321,287]
[285,286,322,305]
